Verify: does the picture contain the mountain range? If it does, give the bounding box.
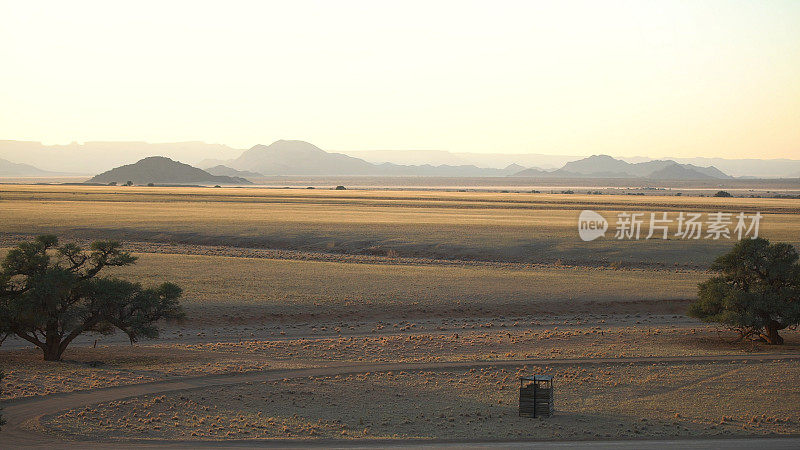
[341,150,578,171]
[511,155,731,179]
[2,139,799,180]
[87,156,251,185]
[199,140,526,177]
[341,149,800,177]
[0,140,241,174]
[198,141,730,180]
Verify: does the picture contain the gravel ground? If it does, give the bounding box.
[42,361,800,441]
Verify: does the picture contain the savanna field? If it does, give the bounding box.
[1,184,800,444]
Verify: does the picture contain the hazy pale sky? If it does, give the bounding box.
[1,0,798,158]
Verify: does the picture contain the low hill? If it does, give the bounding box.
[648,163,715,180]
[510,167,549,177]
[0,158,55,176]
[87,156,252,185]
[205,165,262,177]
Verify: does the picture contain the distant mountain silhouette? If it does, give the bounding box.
[341,149,579,170]
[3,139,799,178]
[640,156,800,178]
[0,158,55,176]
[513,155,730,179]
[221,140,536,176]
[0,140,242,174]
[87,156,252,185]
[560,155,632,175]
[224,143,731,179]
[231,140,374,175]
[205,165,262,177]
[647,163,715,180]
[374,162,526,176]
[686,164,731,179]
[510,167,549,177]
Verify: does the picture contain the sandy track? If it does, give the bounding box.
[4,353,800,448]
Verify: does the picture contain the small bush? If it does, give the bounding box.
[335,185,346,190]
[713,190,733,197]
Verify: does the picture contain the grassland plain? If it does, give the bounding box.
[2,184,800,445]
[103,253,703,322]
[0,249,702,324]
[1,185,799,267]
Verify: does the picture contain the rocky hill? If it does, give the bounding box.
[87,156,252,185]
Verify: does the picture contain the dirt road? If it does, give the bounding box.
[3,353,800,448]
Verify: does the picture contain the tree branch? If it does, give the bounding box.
[13,329,44,349]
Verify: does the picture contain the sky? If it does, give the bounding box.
[1,0,798,158]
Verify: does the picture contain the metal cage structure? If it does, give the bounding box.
[519,375,554,418]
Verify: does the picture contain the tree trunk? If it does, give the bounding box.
[760,321,785,345]
[43,340,64,361]
[43,319,63,360]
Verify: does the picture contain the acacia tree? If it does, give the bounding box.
[689,238,800,344]
[0,235,184,361]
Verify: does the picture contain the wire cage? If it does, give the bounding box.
[519,375,554,418]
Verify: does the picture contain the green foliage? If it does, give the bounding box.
[0,235,184,360]
[688,238,800,344]
[713,190,733,197]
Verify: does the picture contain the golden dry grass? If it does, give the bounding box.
[1,185,798,267]
[44,361,800,441]
[5,319,798,401]
[100,252,703,323]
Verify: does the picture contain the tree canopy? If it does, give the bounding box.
[0,235,184,360]
[688,238,800,344]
